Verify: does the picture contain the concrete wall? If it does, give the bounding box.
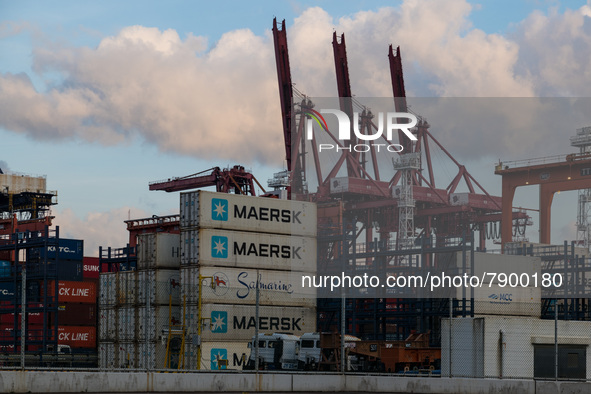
[442,316,591,379]
[0,371,542,393]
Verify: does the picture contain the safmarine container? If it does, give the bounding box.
[137,233,180,270]
[136,305,181,341]
[198,266,316,308]
[199,303,316,341]
[181,228,316,271]
[180,190,317,237]
[137,270,180,306]
[179,266,199,304]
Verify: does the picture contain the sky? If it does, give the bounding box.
[1,0,591,255]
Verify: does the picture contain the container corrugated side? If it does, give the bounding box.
[117,271,137,305]
[136,306,181,341]
[185,228,316,272]
[116,341,138,369]
[99,341,117,369]
[99,273,117,306]
[58,326,96,348]
[117,307,136,341]
[198,303,316,341]
[137,341,177,369]
[137,233,180,270]
[180,190,317,237]
[179,266,199,304]
[52,303,97,326]
[99,307,116,341]
[198,266,316,307]
[137,270,180,306]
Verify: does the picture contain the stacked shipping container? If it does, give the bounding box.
[179,190,318,370]
[0,238,98,357]
[99,233,181,369]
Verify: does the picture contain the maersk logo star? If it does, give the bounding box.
[211,311,228,333]
[211,236,228,258]
[211,198,228,221]
[211,348,228,370]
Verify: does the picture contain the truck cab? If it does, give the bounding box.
[244,333,300,370]
[298,332,321,370]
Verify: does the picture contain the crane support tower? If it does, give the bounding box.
[571,126,591,249]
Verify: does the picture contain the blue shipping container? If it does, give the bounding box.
[0,261,11,278]
[0,282,15,301]
[36,239,84,261]
[57,260,83,281]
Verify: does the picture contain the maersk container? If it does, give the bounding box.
[99,341,117,369]
[197,267,316,308]
[99,307,116,341]
[179,190,317,237]
[117,271,137,305]
[136,306,181,342]
[99,273,117,307]
[198,303,316,341]
[137,270,180,306]
[117,307,136,341]
[137,233,180,270]
[196,341,250,370]
[182,228,317,272]
[458,284,541,317]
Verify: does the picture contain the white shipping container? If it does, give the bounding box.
[198,266,316,307]
[137,306,181,342]
[117,271,137,305]
[137,270,181,306]
[180,230,199,266]
[99,307,117,341]
[180,266,199,304]
[99,273,116,307]
[117,307,136,341]
[183,228,316,272]
[199,303,316,341]
[458,284,541,317]
[190,341,250,371]
[116,341,138,369]
[98,342,117,369]
[180,190,317,237]
[451,252,541,284]
[137,233,181,270]
[136,341,182,370]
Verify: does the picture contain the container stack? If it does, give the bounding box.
[179,190,317,370]
[0,238,98,357]
[98,233,181,369]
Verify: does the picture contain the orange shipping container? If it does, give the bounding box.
[44,280,97,304]
[58,326,96,348]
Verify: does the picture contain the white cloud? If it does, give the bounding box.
[52,206,149,257]
[1,0,590,170]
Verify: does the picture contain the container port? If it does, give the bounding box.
[1,9,591,394]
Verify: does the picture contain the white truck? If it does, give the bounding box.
[244,333,300,370]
